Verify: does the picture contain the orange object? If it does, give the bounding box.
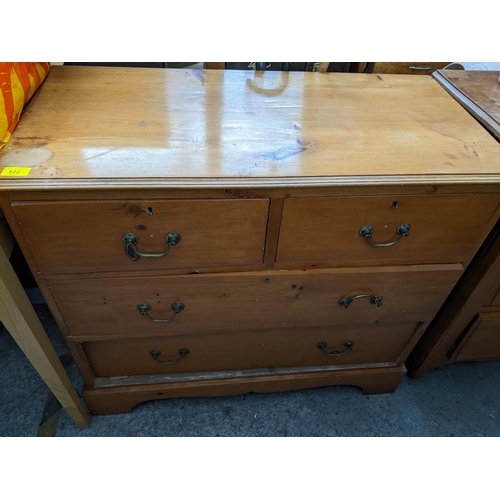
[0,62,50,150]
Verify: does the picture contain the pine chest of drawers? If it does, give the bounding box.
[407,70,500,376]
[1,66,499,414]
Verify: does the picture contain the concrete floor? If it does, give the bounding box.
[1,301,500,437]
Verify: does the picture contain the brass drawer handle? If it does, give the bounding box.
[122,232,181,261]
[359,223,411,247]
[317,341,354,356]
[409,65,433,71]
[150,348,190,365]
[137,302,185,323]
[338,294,383,308]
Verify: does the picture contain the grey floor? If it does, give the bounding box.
[1,299,500,437]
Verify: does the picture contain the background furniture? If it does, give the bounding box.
[408,70,500,377]
[1,67,499,415]
[371,62,451,75]
[432,70,500,141]
[63,63,205,69]
[207,62,374,72]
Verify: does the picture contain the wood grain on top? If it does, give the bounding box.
[1,66,499,189]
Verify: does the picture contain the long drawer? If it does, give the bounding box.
[82,322,421,377]
[276,194,499,265]
[49,265,463,338]
[11,198,270,274]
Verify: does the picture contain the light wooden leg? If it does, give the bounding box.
[0,245,90,429]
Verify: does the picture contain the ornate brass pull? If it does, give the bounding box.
[149,348,190,365]
[122,232,181,261]
[317,341,354,356]
[359,223,411,247]
[338,294,383,308]
[137,302,185,323]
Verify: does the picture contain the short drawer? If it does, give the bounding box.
[82,322,422,377]
[276,195,499,265]
[453,312,500,362]
[49,264,462,338]
[12,198,270,274]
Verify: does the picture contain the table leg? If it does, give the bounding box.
[0,245,90,430]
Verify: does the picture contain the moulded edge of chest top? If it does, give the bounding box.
[2,182,500,203]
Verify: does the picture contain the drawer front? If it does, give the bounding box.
[82,322,421,377]
[373,62,451,75]
[50,265,462,338]
[276,195,499,265]
[489,286,500,307]
[12,199,270,274]
[454,312,500,361]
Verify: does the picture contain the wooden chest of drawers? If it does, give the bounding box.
[408,220,500,376]
[1,67,499,414]
[407,70,500,377]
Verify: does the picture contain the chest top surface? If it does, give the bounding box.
[1,66,499,190]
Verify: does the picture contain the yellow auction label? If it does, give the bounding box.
[0,167,32,177]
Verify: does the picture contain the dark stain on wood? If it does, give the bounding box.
[223,189,261,199]
[123,203,145,217]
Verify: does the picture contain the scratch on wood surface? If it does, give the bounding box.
[260,141,312,161]
[192,69,205,85]
[11,135,50,148]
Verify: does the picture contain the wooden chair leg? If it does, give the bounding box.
[0,245,90,429]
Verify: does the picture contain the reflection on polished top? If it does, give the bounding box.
[1,65,500,189]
